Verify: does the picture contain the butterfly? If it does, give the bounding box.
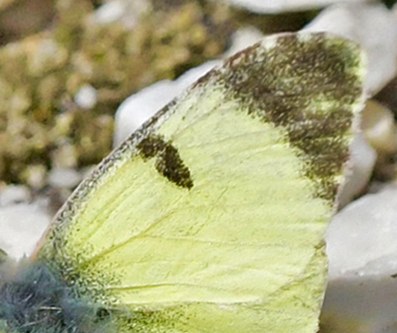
[0,32,364,333]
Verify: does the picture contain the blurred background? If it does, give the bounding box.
[2,0,397,332]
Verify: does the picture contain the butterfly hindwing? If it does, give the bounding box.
[38,33,364,333]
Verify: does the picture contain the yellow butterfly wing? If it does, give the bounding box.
[38,32,365,333]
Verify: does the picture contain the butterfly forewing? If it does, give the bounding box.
[38,32,365,333]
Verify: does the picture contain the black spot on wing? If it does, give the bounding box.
[137,135,194,189]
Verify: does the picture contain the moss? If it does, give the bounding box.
[0,0,233,188]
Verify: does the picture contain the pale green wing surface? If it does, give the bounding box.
[38,33,365,333]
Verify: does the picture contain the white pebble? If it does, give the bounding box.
[0,185,31,207]
[226,0,367,14]
[93,0,126,24]
[114,80,180,146]
[328,185,397,278]
[323,185,397,331]
[361,100,397,155]
[322,275,397,332]
[74,84,97,109]
[337,132,377,208]
[0,199,51,260]
[225,27,264,57]
[47,167,82,189]
[92,0,149,29]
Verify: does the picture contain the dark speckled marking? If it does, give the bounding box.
[215,33,363,202]
[137,134,194,189]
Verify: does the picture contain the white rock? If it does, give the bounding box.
[47,167,82,189]
[323,185,397,331]
[24,164,47,189]
[0,199,51,260]
[226,0,368,14]
[93,0,126,24]
[304,3,397,95]
[175,60,221,90]
[338,99,397,207]
[74,84,97,109]
[92,0,149,29]
[337,132,377,208]
[0,185,30,206]
[114,80,179,147]
[322,276,397,332]
[327,185,397,278]
[224,27,264,57]
[361,100,397,155]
